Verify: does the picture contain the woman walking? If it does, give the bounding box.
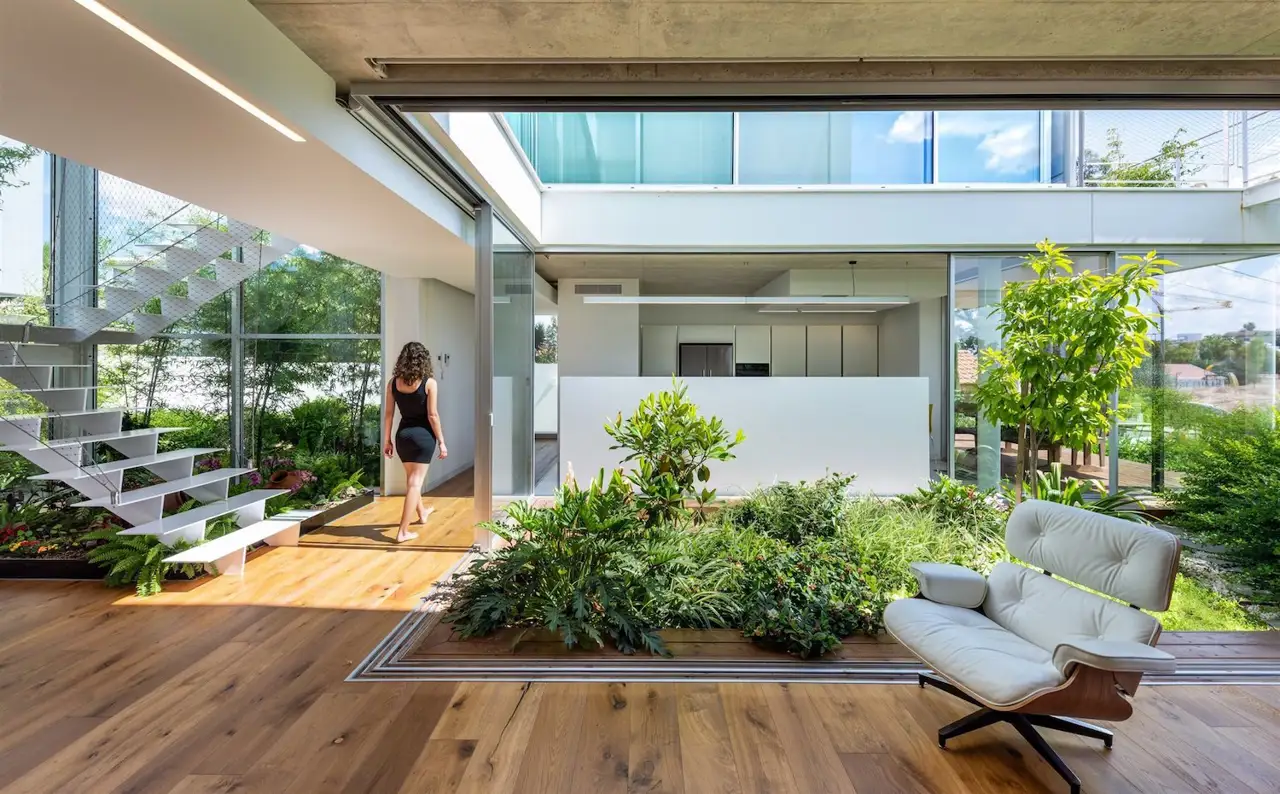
[383,342,448,543]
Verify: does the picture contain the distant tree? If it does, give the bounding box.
[1084,128,1205,187]
[0,142,38,205]
[534,318,558,363]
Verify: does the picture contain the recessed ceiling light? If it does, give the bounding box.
[72,0,306,143]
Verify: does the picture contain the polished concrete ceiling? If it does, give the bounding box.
[250,0,1280,89]
[539,252,947,295]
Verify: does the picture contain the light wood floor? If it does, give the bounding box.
[2,546,1279,793]
[301,473,475,550]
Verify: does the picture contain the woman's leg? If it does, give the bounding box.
[396,462,427,542]
[416,466,435,524]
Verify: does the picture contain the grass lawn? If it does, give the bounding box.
[1157,573,1271,632]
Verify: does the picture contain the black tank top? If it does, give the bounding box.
[392,379,433,433]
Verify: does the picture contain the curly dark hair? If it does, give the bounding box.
[392,341,433,383]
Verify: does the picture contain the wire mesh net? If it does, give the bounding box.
[1080,110,1234,187]
[1245,110,1280,187]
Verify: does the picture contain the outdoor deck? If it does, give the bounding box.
[2,491,1278,793]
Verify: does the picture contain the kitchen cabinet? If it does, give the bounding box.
[771,326,807,376]
[807,326,843,377]
[842,325,879,376]
[735,326,771,364]
[641,325,678,376]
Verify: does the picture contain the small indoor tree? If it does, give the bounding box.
[605,378,744,525]
[974,241,1166,501]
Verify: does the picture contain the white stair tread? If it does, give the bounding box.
[162,514,300,564]
[29,447,222,480]
[120,489,290,537]
[6,425,183,450]
[72,467,256,507]
[13,386,103,394]
[3,407,133,421]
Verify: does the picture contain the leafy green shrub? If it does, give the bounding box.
[1017,463,1152,523]
[1168,409,1280,593]
[141,408,229,451]
[288,397,351,453]
[444,470,671,654]
[719,473,854,545]
[605,378,744,526]
[840,499,1008,598]
[85,528,202,597]
[898,476,1009,535]
[740,539,886,658]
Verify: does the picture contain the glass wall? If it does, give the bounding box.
[936,111,1043,183]
[506,110,1063,185]
[0,135,49,319]
[492,218,535,502]
[1117,252,1280,490]
[504,112,732,184]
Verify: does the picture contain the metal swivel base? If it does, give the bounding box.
[918,673,1113,794]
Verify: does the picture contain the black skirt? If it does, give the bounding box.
[395,425,437,463]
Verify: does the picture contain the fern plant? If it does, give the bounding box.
[84,526,205,597]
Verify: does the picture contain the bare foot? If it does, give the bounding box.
[416,505,436,524]
[395,531,419,544]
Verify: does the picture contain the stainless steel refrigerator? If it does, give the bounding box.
[679,343,734,377]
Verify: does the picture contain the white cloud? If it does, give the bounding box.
[977,124,1038,174]
[886,111,927,144]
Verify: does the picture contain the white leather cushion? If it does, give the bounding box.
[910,562,987,608]
[1005,500,1179,611]
[982,562,1162,656]
[885,597,1066,708]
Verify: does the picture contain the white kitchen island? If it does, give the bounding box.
[559,376,930,495]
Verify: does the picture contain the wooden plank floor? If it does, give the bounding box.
[3,531,1280,793]
[301,472,475,550]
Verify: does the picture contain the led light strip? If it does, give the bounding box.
[581,295,909,306]
[73,0,305,142]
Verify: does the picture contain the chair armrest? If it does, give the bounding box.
[1052,638,1176,675]
[909,562,987,608]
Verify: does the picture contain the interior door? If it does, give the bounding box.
[706,344,733,377]
[680,344,708,377]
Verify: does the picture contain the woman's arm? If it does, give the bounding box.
[426,378,448,459]
[382,379,396,458]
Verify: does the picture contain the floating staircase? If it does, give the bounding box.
[1,215,299,563]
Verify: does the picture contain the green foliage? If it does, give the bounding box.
[84,526,204,597]
[0,141,38,201]
[739,539,885,658]
[840,498,1009,598]
[1159,573,1269,632]
[974,241,1165,498]
[534,318,558,364]
[897,476,1010,536]
[1167,409,1280,593]
[140,407,229,451]
[720,473,854,545]
[604,378,744,525]
[1015,463,1152,523]
[1087,127,1205,187]
[286,397,351,453]
[444,470,671,654]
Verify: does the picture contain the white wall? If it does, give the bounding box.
[558,278,640,376]
[877,300,946,461]
[638,304,878,327]
[560,377,930,494]
[434,112,542,240]
[382,276,476,495]
[877,303,921,378]
[534,363,558,435]
[423,279,477,490]
[542,188,1280,249]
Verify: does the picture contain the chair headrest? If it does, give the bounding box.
[1005,500,1180,612]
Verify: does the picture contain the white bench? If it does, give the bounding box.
[162,513,304,577]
